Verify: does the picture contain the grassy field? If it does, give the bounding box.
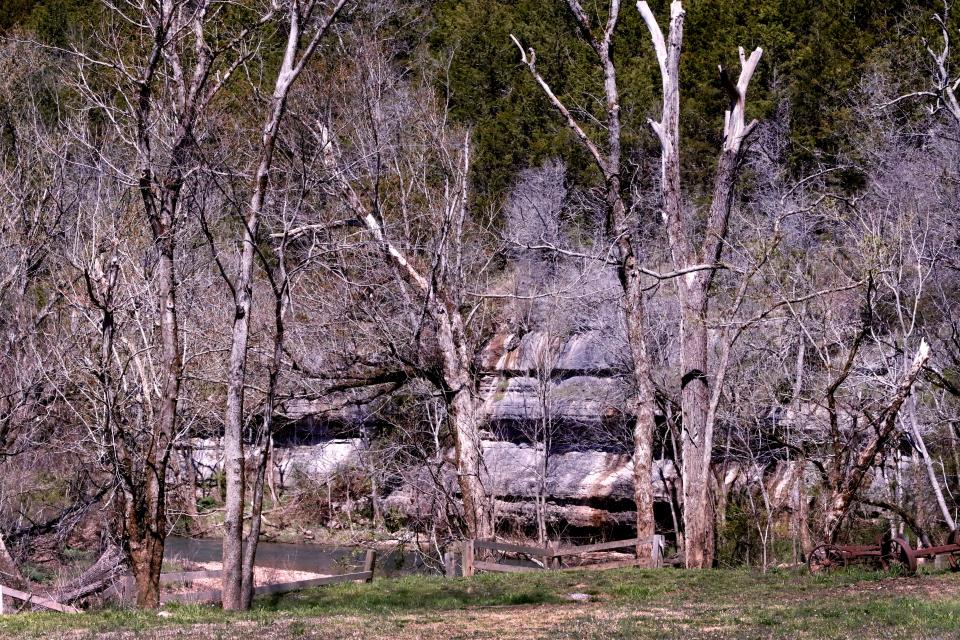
[1,567,958,639]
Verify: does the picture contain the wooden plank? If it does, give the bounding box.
[463,540,475,577]
[472,561,543,574]
[252,571,371,596]
[473,539,549,556]
[443,551,456,578]
[159,572,372,605]
[161,588,221,605]
[105,570,222,602]
[556,537,642,556]
[361,550,376,583]
[0,584,81,613]
[543,542,557,572]
[100,578,132,603]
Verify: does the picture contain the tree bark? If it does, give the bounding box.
[239,261,288,609]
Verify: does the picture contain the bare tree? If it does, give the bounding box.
[219,0,346,611]
[511,0,660,566]
[513,0,762,567]
[63,0,275,607]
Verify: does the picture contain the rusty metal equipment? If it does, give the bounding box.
[808,530,960,575]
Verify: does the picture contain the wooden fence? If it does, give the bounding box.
[0,584,81,614]
[458,536,664,577]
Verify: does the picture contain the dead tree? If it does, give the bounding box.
[883,1,960,127]
[513,0,761,567]
[822,340,931,539]
[637,1,762,568]
[66,0,273,608]
[316,119,494,540]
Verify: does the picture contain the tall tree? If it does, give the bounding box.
[511,0,659,566]
[513,0,761,567]
[637,0,762,568]
[69,0,269,607]
[220,0,346,611]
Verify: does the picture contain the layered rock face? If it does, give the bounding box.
[384,329,681,533]
[197,329,682,534]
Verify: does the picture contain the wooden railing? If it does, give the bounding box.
[459,536,664,577]
[160,569,373,605]
[0,584,81,614]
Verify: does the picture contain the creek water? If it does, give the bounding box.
[164,537,427,577]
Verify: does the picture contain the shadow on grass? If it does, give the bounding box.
[254,573,569,614]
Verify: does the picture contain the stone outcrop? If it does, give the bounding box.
[197,329,674,532]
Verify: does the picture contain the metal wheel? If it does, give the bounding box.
[946,530,960,571]
[808,544,846,573]
[883,537,918,575]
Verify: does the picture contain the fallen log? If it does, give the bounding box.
[51,543,127,604]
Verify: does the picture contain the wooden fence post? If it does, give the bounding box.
[462,540,475,577]
[653,535,664,568]
[544,542,561,570]
[363,549,377,583]
[443,551,457,578]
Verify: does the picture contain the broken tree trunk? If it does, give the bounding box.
[639,0,762,568]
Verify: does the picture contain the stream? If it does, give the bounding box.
[164,537,428,577]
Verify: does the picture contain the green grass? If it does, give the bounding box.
[1,568,958,639]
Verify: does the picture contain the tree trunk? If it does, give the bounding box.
[448,387,492,539]
[638,0,761,568]
[221,0,344,609]
[220,257,252,611]
[907,399,956,530]
[240,278,287,610]
[678,290,716,568]
[625,293,657,566]
[129,541,162,609]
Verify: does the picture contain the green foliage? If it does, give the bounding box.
[1,0,100,46]
[430,0,933,206]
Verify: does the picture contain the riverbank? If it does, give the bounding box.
[1,567,958,639]
[164,535,426,577]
